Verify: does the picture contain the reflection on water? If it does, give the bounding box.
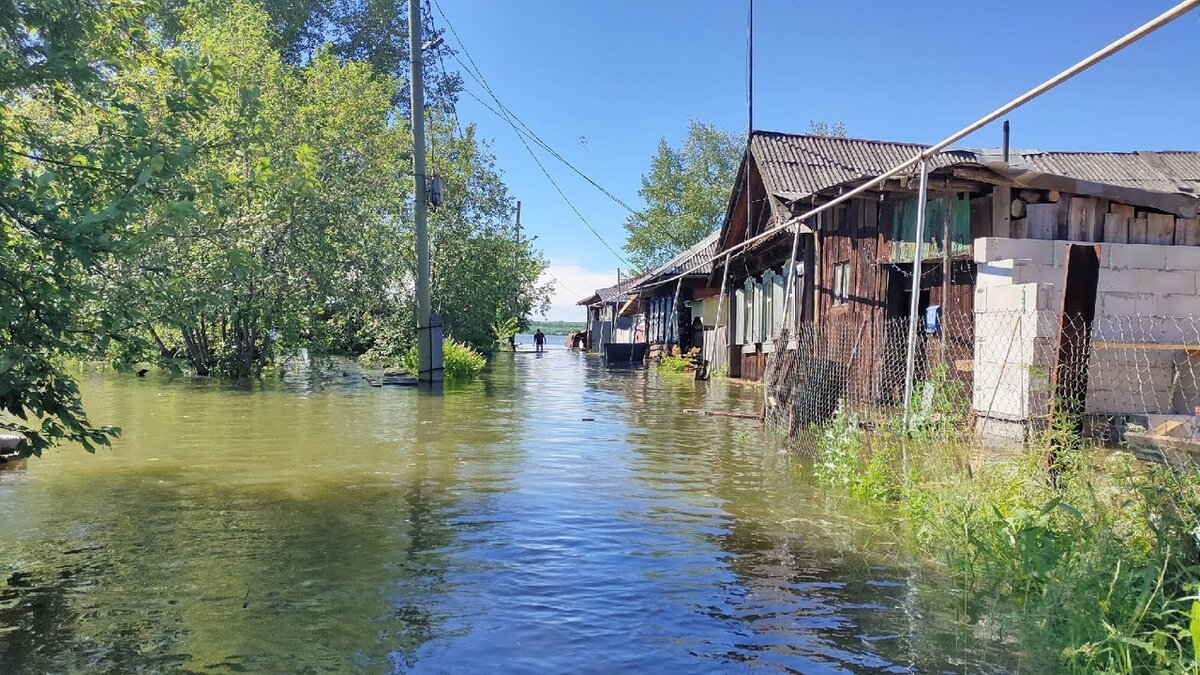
[0,351,1022,672]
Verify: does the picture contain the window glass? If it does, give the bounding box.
[733,287,745,345]
[772,271,786,334]
[832,262,851,306]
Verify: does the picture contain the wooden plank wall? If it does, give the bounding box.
[815,198,895,404]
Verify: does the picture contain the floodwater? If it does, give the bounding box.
[0,347,1022,673]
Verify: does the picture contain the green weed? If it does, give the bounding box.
[400,338,486,379]
[656,346,699,373]
[804,396,1200,672]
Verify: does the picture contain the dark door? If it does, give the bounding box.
[1048,244,1101,473]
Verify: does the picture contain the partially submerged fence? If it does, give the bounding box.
[762,310,1200,465]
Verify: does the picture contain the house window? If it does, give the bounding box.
[732,287,745,345]
[763,270,772,341]
[742,278,755,344]
[832,261,851,306]
[771,271,786,335]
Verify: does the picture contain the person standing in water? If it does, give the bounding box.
[533,329,546,353]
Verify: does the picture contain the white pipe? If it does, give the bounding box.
[634,0,1199,293]
[902,160,930,428]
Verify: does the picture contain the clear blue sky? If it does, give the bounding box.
[431,0,1200,320]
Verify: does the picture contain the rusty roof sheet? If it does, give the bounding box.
[1013,151,1200,197]
[750,131,976,202]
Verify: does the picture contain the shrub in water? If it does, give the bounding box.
[400,338,486,379]
[656,346,699,373]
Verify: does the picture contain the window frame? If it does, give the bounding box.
[832,261,851,307]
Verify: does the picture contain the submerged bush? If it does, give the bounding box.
[656,346,699,373]
[399,338,486,379]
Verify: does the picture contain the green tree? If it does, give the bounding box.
[156,0,462,109]
[102,0,413,377]
[806,120,848,137]
[105,1,549,373]
[1,0,216,455]
[622,120,741,270]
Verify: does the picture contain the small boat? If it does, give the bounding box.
[602,342,648,365]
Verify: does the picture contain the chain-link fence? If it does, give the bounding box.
[762,310,1200,467]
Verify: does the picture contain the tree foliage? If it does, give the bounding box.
[157,0,462,109]
[96,0,414,377]
[806,120,848,137]
[1,0,217,455]
[2,0,551,454]
[621,120,741,271]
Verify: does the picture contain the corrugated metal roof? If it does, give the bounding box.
[750,132,1200,202]
[579,233,722,304]
[643,231,721,281]
[1014,151,1200,197]
[750,131,976,201]
[580,270,654,306]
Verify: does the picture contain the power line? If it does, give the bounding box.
[453,82,631,266]
[429,0,689,260]
[543,269,584,301]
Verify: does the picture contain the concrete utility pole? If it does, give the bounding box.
[514,201,522,310]
[409,0,442,382]
[510,201,521,352]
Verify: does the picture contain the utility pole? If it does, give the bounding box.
[510,201,521,351]
[409,0,442,382]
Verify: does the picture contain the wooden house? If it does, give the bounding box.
[712,130,1200,418]
[578,272,650,357]
[624,232,722,364]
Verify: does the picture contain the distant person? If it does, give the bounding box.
[534,329,546,353]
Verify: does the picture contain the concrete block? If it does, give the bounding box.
[1012,263,1065,286]
[1153,294,1200,318]
[1087,363,1133,390]
[975,237,1057,265]
[977,261,1016,289]
[1137,270,1197,296]
[1096,268,1143,293]
[1097,291,1143,318]
[1164,245,1200,272]
[974,384,1029,418]
[1087,386,1173,415]
[975,416,1028,441]
[981,285,1029,312]
[974,287,987,313]
[1148,318,1195,345]
[1104,243,1171,271]
[1031,337,1057,364]
[1022,310,1060,340]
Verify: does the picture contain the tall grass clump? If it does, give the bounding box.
[808,382,1200,673]
[400,338,486,379]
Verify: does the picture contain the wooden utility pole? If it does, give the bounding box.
[409,0,442,382]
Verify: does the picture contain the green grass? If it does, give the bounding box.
[805,387,1200,673]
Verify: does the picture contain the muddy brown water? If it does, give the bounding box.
[0,348,1028,673]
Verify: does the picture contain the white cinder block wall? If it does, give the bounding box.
[973,237,1200,424]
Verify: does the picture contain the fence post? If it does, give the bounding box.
[902,159,931,432]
